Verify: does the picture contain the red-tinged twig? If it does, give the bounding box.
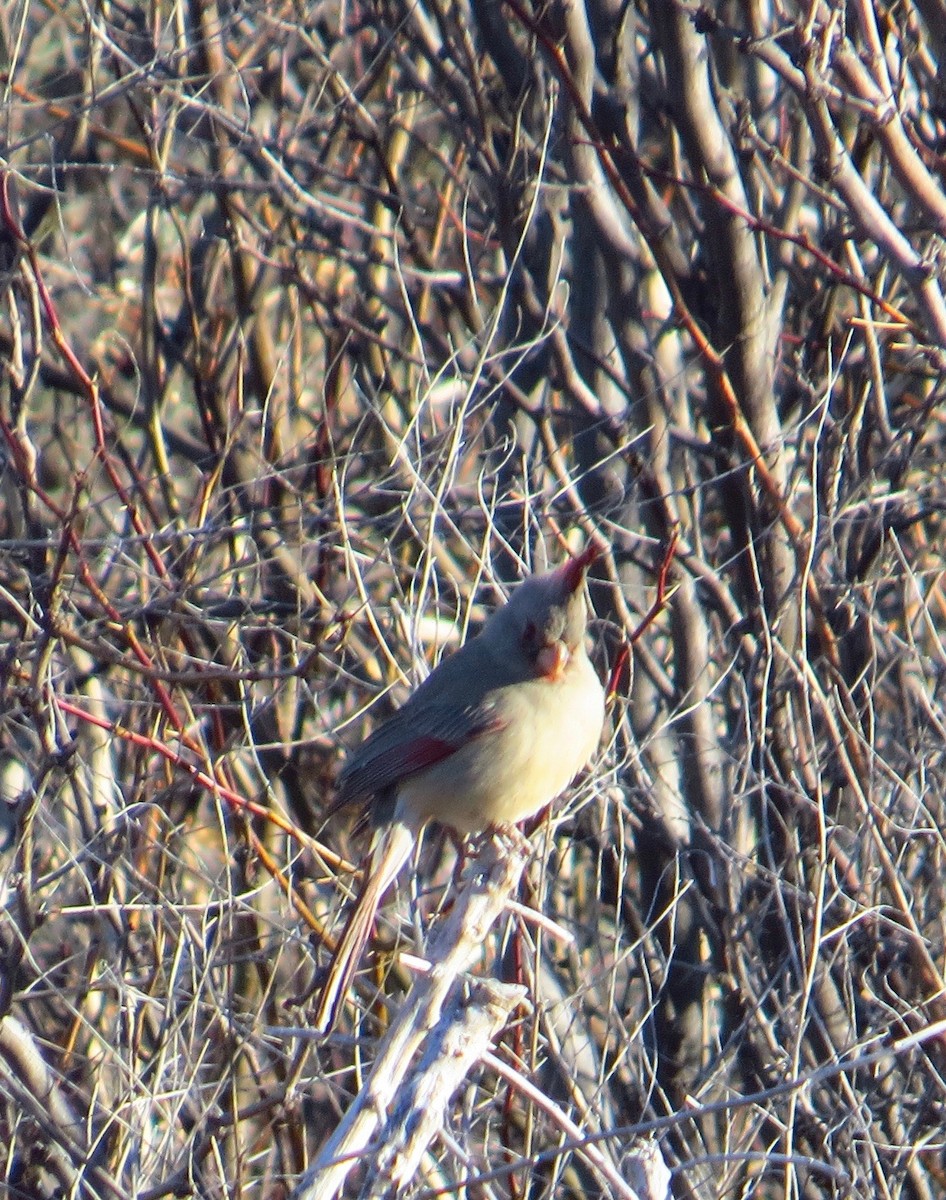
[631,530,679,646]
[0,172,170,587]
[0,391,187,736]
[605,532,679,703]
[53,694,341,938]
[55,696,282,828]
[0,219,306,898]
[0,169,234,773]
[605,645,631,707]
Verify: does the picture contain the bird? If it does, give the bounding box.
[314,543,605,1032]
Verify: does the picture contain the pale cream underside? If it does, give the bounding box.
[395,652,604,834]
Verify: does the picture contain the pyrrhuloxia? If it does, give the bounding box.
[315,544,605,1031]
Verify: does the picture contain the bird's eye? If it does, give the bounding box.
[522,619,538,651]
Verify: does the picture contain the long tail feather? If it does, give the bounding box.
[314,820,416,1033]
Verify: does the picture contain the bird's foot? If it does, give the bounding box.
[488,821,533,860]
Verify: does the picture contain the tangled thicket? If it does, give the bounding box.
[3,2,946,1197]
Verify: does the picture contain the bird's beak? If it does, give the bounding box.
[536,640,570,680]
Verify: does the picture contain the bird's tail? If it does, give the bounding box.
[314,819,416,1033]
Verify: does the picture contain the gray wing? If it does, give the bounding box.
[335,694,508,806]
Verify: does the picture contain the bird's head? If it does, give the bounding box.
[485,543,599,680]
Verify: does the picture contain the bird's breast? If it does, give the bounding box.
[396,652,604,834]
